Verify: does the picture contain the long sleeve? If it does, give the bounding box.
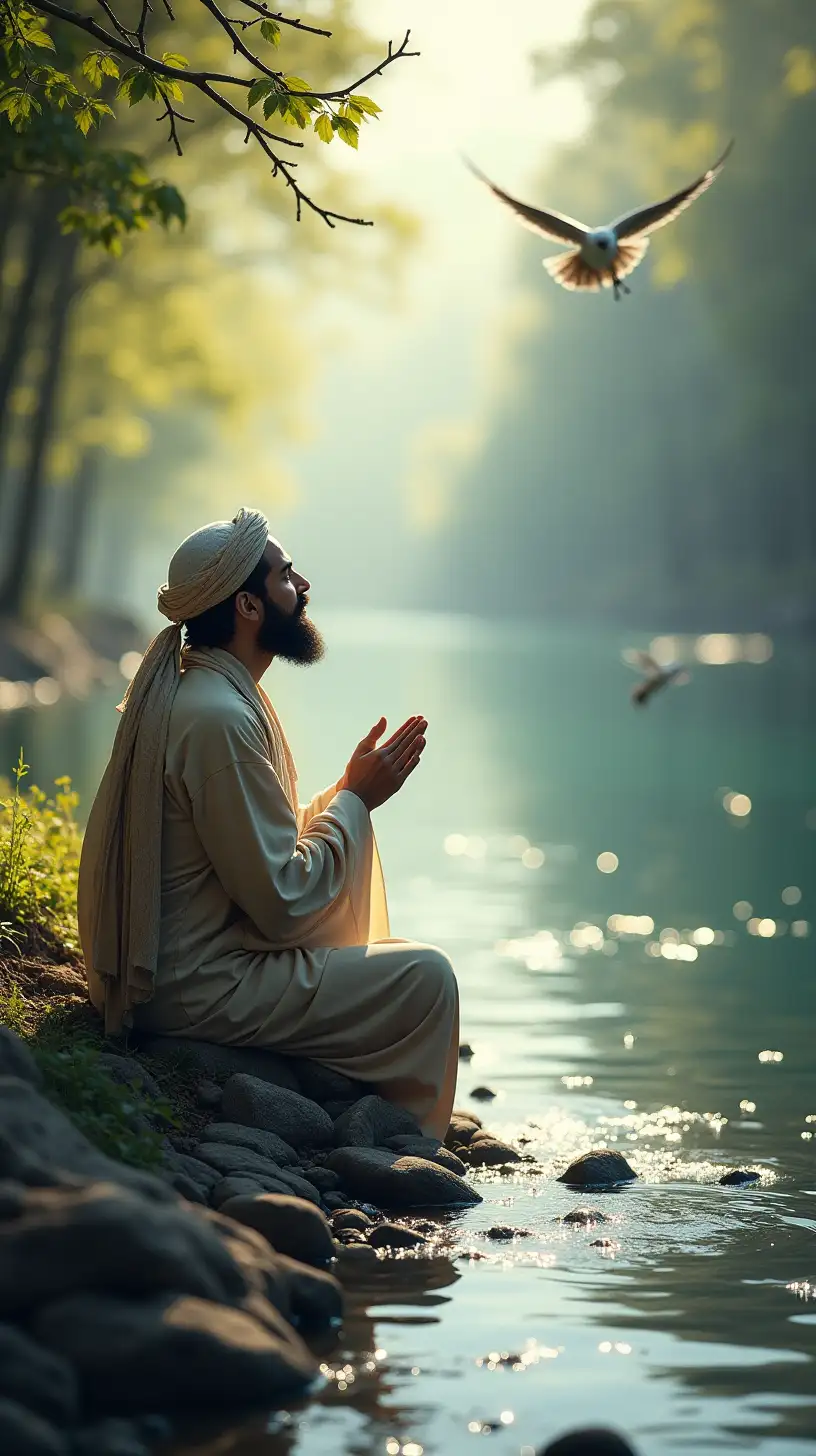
[297,782,342,833]
[191,756,371,946]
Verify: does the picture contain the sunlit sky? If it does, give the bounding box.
[267,0,595,603]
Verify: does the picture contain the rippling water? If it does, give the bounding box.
[3,612,815,1455]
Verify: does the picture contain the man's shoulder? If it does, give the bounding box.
[169,669,266,764]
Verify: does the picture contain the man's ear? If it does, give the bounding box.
[235,591,260,622]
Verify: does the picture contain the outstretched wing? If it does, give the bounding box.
[612,140,734,241]
[465,158,589,246]
[622,648,658,675]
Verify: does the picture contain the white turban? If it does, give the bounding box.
[90,507,269,1035]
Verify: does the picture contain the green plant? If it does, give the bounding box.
[0,751,81,956]
[0,981,31,1036]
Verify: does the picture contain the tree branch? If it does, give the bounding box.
[235,3,331,39]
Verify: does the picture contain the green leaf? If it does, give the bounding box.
[81,53,104,89]
[161,52,189,69]
[262,91,284,119]
[348,93,381,116]
[247,76,275,108]
[23,26,55,51]
[126,71,158,105]
[332,114,359,148]
[74,104,96,136]
[314,111,333,143]
[284,98,310,128]
[157,79,185,103]
[260,19,281,46]
[284,75,313,94]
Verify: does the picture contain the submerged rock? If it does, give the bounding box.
[485,1225,531,1241]
[219,1193,335,1268]
[559,1207,609,1227]
[32,1291,315,1413]
[719,1169,761,1186]
[541,1428,638,1455]
[333,1095,421,1149]
[221,1076,334,1149]
[590,1238,619,1251]
[558,1150,637,1188]
[327,1148,482,1210]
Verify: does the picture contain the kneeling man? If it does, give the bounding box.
[78,509,459,1137]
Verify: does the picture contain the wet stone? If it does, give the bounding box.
[558,1149,637,1188]
[719,1169,761,1186]
[367,1222,428,1250]
[541,1429,638,1455]
[331,1209,373,1233]
[485,1225,531,1241]
[469,1086,497,1102]
[559,1207,609,1226]
[460,1136,522,1168]
[590,1238,619,1251]
[458,1043,475,1060]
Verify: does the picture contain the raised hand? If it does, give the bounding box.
[341,715,427,812]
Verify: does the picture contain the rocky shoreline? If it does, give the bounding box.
[0,1007,543,1456]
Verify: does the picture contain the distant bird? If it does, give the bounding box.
[465,142,734,299]
[622,649,690,707]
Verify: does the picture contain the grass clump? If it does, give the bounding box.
[0,749,81,959]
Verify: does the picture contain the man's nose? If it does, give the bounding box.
[296,573,311,594]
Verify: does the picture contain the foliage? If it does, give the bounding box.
[0,0,415,243]
[0,750,80,955]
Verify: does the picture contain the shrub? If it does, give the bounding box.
[0,750,81,958]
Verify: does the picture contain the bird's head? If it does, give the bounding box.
[589,228,617,254]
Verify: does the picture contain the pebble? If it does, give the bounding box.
[719,1169,761,1186]
[558,1149,637,1188]
[334,1241,378,1262]
[469,1086,497,1102]
[331,1210,373,1233]
[590,1238,619,1251]
[485,1225,531,1241]
[367,1222,428,1250]
[458,1043,475,1060]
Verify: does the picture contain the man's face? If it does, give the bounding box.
[255,538,325,664]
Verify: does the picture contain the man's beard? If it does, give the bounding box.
[257,593,325,665]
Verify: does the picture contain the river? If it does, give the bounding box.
[2,611,815,1455]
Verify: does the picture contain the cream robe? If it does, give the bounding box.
[79,650,459,1137]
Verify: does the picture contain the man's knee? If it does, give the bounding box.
[417,945,458,1006]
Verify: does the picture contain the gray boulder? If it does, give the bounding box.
[444,1113,482,1150]
[270,1168,322,1205]
[221,1076,334,1148]
[193,1142,289,1183]
[161,1150,220,1192]
[459,1135,522,1168]
[0,1398,67,1455]
[0,1181,252,1316]
[133,1035,302,1092]
[327,1148,482,1209]
[200,1122,298,1166]
[383,1136,467,1175]
[333,1095,421,1149]
[0,1078,174,1203]
[219,1193,335,1268]
[0,1322,78,1425]
[273,1253,343,1330]
[210,1175,293,1209]
[302,1165,340,1193]
[32,1291,315,1413]
[0,1029,42,1086]
[97,1054,162,1101]
[558,1150,637,1188]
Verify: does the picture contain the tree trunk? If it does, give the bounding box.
[0,190,59,489]
[0,178,23,314]
[0,230,80,617]
[57,444,101,596]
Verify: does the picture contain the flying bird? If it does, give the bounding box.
[622,649,690,707]
[466,142,734,299]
